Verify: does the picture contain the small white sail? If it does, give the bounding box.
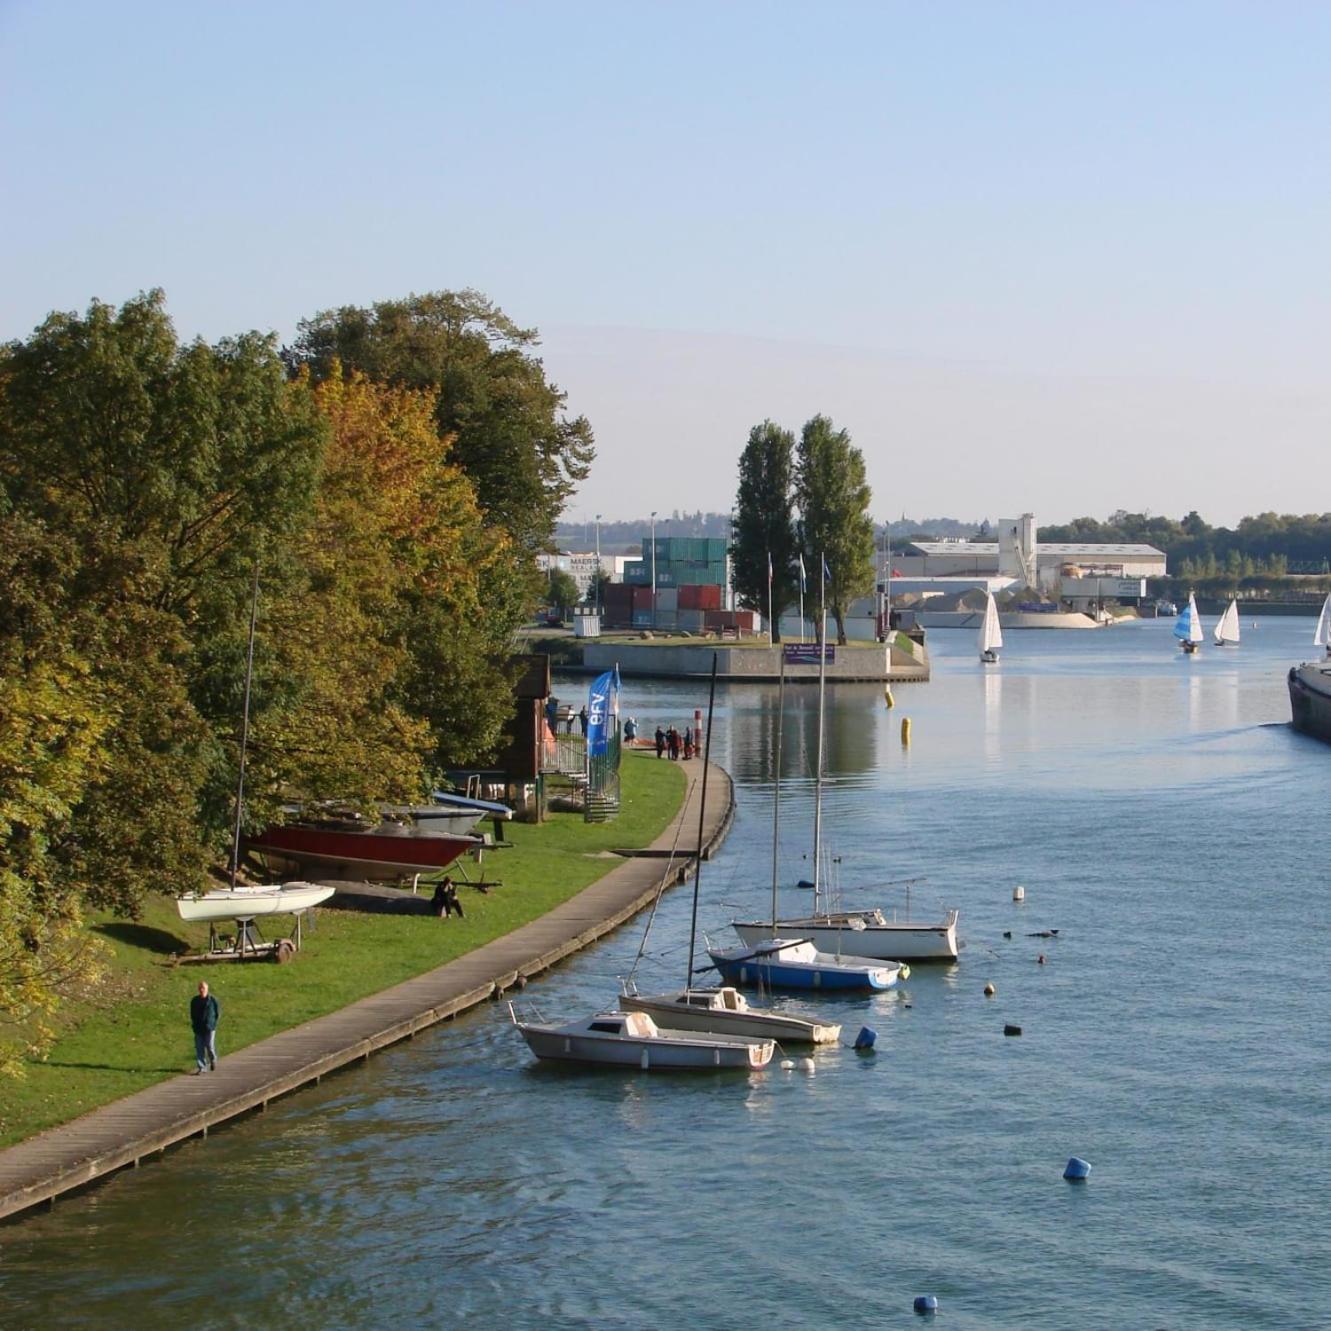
[978,593,1003,660]
[1214,598,1240,646]
[1186,592,1204,644]
[1314,594,1331,649]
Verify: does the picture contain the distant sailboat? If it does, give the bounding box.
[1315,594,1331,658]
[1213,598,1241,647]
[1175,592,1204,654]
[979,592,1003,664]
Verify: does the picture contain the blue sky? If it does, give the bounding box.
[3,2,1328,527]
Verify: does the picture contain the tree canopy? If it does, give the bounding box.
[796,415,876,644]
[284,290,594,556]
[731,422,799,640]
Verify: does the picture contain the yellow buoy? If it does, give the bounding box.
[884,686,895,709]
[900,716,911,744]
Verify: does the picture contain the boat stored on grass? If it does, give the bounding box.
[176,882,335,923]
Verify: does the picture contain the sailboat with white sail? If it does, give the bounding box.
[979,591,1003,664]
[711,562,910,991]
[1315,594,1331,658]
[1175,592,1204,654]
[1213,598,1241,647]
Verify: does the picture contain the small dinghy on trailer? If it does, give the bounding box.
[176,882,335,922]
[510,1006,774,1070]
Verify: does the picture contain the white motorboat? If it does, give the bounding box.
[731,907,959,963]
[176,881,335,922]
[1214,598,1241,647]
[979,591,1003,663]
[619,983,840,1045]
[511,1006,774,1070]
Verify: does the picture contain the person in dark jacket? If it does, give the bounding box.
[654,726,666,758]
[190,980,220,1073]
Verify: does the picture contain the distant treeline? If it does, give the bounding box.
[1037,511,1331,576]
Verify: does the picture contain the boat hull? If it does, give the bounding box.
[731,912,959,963]
[618,991,840,1044]
[176,883,335,922]
[517,1024,772,1069]
[708,942,902,992]
[1289,663,1331,745]
[247,825,480,880]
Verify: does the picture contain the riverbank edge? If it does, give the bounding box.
[0,759,734,1224]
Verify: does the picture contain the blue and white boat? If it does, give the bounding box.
[707,936,906,992]
[1174,592,1204,654]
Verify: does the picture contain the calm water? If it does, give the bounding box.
[4,619,1330,1329]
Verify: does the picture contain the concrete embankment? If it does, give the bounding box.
[579,638,929,682]
[0,760,733,1224]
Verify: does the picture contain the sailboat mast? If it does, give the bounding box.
[229,567,260,891]
[771,655,785,934]
[685,653,719,991]
[813,556,827,917]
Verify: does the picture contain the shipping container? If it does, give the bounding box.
[623,561,649,585]
[631,610,653,627]
[653,611,678,630]
[735,610,758,632]
[655,587,679,611]
[704,610,736,629]
[677,609,706,630]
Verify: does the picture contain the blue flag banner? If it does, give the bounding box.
[587,668,619,757]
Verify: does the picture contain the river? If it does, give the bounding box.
[2,617,1328,1329]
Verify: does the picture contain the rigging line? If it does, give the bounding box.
[625,773,698,984]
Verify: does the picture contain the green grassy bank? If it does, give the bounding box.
[0,754,686,1148]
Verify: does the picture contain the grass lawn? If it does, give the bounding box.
[0,754,685,1148]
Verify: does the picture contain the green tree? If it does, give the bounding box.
[732,421,799,640]
[544,569,581,616]
[795,415,875,644]
[285,290,594,557]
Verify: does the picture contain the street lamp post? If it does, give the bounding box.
[650,510,657,630]
[594,514,602,621]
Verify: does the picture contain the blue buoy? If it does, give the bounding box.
[1064,1156,1092,1181]
[853,1025,877,1051]
[913,1294,939,1315]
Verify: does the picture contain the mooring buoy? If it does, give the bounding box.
[1004,1023,1022,1037]
[984,982,996,997]
[853,1025,877,1051]
[1013,884,1025,902]
[1064,1156,1092,1181]
[913,1294,939,1315]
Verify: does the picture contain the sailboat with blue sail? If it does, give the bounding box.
[709,558,909,993]
[1175,592,1204,654]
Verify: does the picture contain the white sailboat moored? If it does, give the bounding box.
[1214,598,1241,647]
[979,592,1003,664]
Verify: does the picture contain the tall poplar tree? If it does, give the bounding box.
[796,415,875,644]
[732,421,799,641]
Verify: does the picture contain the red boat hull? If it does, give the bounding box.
[247,824,479,880]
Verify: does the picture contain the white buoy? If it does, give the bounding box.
[799,1057,816,1074]
[984,982,996,997]
[780,1058,795,1070]
[1013,885,1025,902]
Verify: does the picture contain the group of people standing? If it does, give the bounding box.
[653,724,695,761]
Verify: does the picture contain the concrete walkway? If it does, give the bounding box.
[0,758,733,1223]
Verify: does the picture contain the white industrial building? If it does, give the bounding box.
[887,514,1166,610]
[535,552,631,600]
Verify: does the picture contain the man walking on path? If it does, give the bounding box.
[190,980,220,1073]
[654,725,666,758]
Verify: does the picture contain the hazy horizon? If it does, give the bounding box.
[4,3,1327,531]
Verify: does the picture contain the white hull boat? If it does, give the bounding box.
[731,907,959,963]
[512,1007,774,1070]
[176,882,335,922]
[619,984,840,1045]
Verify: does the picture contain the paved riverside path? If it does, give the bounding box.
[0,758,733,1223]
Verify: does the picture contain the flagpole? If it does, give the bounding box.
[799,554,806,643]
[767,549,773,644]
